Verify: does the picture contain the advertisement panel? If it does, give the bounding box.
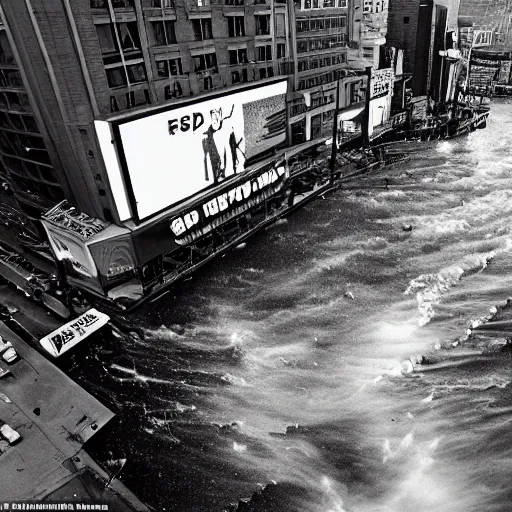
[40,308,110,358]
[116,80,288,221]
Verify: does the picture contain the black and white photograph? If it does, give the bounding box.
[0,0,512,511]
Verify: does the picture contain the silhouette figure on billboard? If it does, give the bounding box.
[202,105,245,184]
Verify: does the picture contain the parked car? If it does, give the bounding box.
[0,336,19,364]
[0,421,21,444]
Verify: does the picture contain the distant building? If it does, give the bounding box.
[386,0,460,100]
[287,0,389,145]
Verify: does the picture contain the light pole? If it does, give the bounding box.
[329,77,341,186]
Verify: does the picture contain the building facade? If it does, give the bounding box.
[386,0,460,99]
[0,0,392,307]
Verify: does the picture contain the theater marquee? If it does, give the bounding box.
[170,162,286,245]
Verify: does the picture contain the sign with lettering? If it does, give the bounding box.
[39,308,110,358]
[170,163,286,245]
[113,80,288,221]
[371,68,394,98]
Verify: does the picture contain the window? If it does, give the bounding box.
[337,0,347,6]
[96,24,117,53]
[193,52,217,72]
[169,58,183,76]
[403,16,410,24]
[255,15,270,36]
[127,63,147,83]
[164,82,183,99]
[203,76,214,91]
[277,43,285,59]
[157,61,169,77]
[157,59,183,77]
[192,18,213,41]
[227,16,245,37]
[152,0,175,6]
[363,46,373,58]
[323,0,334,6]
[229,48,248,65]
[111,0,134,7]
[256,45,272,62]
[106,66,127,87]
[90,0,107,7]
[297,20,309,32]
[152,21,177,45]
[110,97,119,113]
[258,66,273,79]
[231,69,248,84]
[225,0,244,4]
[0,33,15,66]
[304,0,311,8]
[349,82,359,104]
[118,22,140,51]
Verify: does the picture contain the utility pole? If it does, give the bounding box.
[362,65,373,146]
[329,77,341,186]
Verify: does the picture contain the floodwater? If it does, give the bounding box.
[75,99,512,512]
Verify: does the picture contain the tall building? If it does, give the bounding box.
[286,0,389,145]
[386,0,460,99]
[0,0,390,308]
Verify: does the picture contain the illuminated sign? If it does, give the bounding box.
[113,80,288,221]
[170,163,286,244]
[40,308,110,358]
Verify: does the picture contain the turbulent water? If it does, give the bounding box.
[72,99,512,512]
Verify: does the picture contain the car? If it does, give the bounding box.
[0,421,21,445]
[0,336,19,364]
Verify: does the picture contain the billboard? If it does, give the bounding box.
[113,80,288,221]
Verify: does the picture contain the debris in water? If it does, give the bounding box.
[421,392,435,403]
[233,442,247,453]
[344,291,355,300]
[235,243,246,251]
[402,224,413,232]
[401,360,414,374]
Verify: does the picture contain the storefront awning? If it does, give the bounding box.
[337,102,365,121]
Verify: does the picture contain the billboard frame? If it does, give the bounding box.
[108,78,289,225]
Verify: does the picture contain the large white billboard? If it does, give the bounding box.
[116,80,288,221]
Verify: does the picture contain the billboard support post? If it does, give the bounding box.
[329,77,341,186]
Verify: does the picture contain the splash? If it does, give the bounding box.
[405,250,499,326]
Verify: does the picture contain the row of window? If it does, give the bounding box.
[96,14,272,57]
[8,171,64,207]
[297,52,346,72]
[0,142,57,182]
[0,111,40,134]
[110,89,151,112]
[297,68,347,90]
[301,0,347,9]
[106,62,147,87]
[297,34,348,53]
[91,0,282,8]
[296,16,347,33]
[0,92,31,113]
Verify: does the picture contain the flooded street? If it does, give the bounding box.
[74,99,512,512]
